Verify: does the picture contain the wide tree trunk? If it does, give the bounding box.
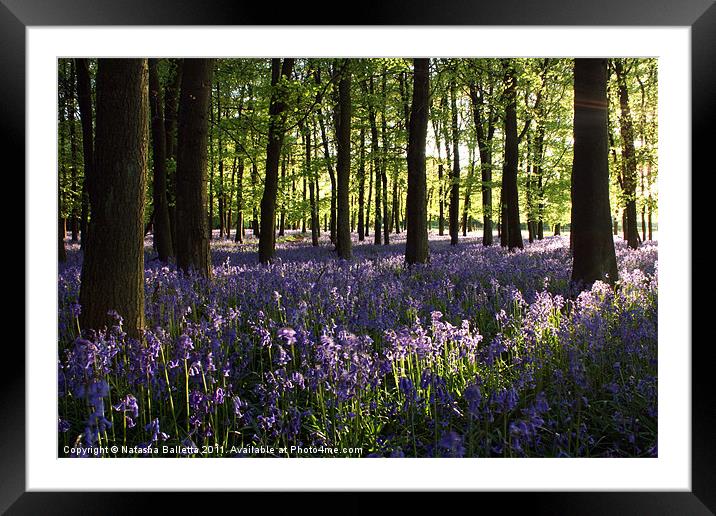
[335,59,352,259]
[175,58,214,277]
[405,58,430,265]
[259,58,294,264]
[148,59,173,262]
[502,60,523,251]
[78,59,147,337]
[571,58,619,286]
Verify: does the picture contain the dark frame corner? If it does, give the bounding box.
[8,0,712,513]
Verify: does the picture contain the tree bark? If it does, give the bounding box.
[164,59,182,256]
[68,60,79,243]
[368,76,382,245]
[501,60,523,251]
[614,59,640,249]
[304,123,319,246]
[259,58,294,263]
[279,151,286,237]
[571,58,619,286]
[228,155,235,240]
[235,158,244,243]
[335,59,352,259]
[468,79,495,246]
[78,59,147,337]
[449,77,460,245]
[148,59,173,262]
[357,126,366,241]
[462,142,475,236]
[175,58,214,277]
[380,71,390,246]
[58,64,67,262]
[405,58,430,265]
[217,76,225,240]
[365,158,373,238]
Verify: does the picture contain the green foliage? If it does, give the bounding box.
[57,57,658,238]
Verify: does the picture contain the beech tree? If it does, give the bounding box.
[405,58,430,264]
[78,59,148,337]
[501,59,524,251]
[148,59,173,262]
[175,58,214,277]
[258,58,294,264]
[335,59,352,259]
[613,59,640,249]
[571,58,618,286]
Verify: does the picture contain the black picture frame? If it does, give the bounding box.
[7,0,711,512]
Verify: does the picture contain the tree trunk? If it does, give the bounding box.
[526,134,535,243]
[381,72,390,246]
[250,161,260,238]
[164,59,182,257]
[208,89,214,241]
[502,60,523,251]
[614,59,640,249]
[365,159,373,238]
[259,58,294,264]
[227,155,235,241]
[58,64,67,261]
[75,58,94,250]
[216,77,225,240]
[571,58,619,286]
[438,163,445,236]
[468,80,495,246]
[175,58,214,277]
[405,58,430,265]
[368,76,382,245]
[148,59,173,262]
[358,126,366,241]
[335,59,352,259]
[68,60,79,243]
[279,152,286,237]
[304,124,319,246]
[78,59,147,337]
[449,77,460,245]
[301,175,306,234]
[235,158,244,243]
[315,110,335,245]
[462,142,475,237]
[536,123,545,240]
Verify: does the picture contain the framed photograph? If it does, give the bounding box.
[8,0,711,511]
